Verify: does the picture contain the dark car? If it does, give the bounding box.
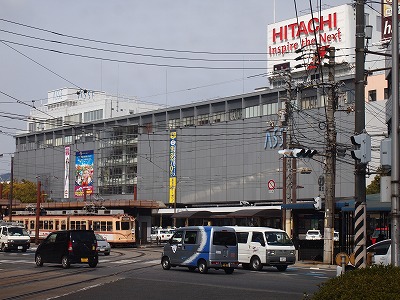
[35,230,98,269]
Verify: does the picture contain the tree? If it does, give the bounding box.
[1,180,37,203]
[366,174,381,195]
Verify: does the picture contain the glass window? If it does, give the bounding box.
[171,231,183,244]
[184,231,197,244]
[251,232,264,244]
[369,241,391,256]
[213,231,237,246]
[236,232,249,244]
[121,222,130,230]
[265,232,294,246]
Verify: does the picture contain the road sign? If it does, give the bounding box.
[268,180,276,193]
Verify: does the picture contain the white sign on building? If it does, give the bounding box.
[267,4,355,73]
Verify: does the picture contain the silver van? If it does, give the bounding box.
[229,226,296,271]
[161,226,239,274]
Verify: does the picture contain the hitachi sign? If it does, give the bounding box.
[271,13,337,43]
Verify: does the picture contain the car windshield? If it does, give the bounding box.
[265,232,293,246]
[7,227,29,236]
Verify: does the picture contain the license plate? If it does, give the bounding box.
[18,246,23,250]
[221,263,230,267]
[280,257,286,262]
[81,258,89,263]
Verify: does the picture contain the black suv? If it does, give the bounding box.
[35,230,98,269]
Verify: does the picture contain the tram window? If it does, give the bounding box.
[121,222,130,230]
[116,222,120,230]
[107,222,112,231]
[30,220,35,230]
[71,221,87,230]
[93,221,100,231]
[39,221,44,229]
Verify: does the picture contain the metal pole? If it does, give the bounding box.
[323,46,336,264]
[354,0,367,268]
[391,0,400,267]
[35,180,41,245]
[8,156,13,221]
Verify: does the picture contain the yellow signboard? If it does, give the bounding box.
[169,177,176,204]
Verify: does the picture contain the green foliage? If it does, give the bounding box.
[366,174,380,195]
[1,180,37,203]
[305,265,400,300]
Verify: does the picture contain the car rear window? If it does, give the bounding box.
[213,231,237,246]
[71,231,95,242]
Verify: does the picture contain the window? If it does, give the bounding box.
[70,220,87,230]
[213,231,237,246]
[368,89,377,102]
[84,109,103,122]
[184,231,197,244]
[236,232,249,244]
[245,105,260,118]
[263,102,278,116]
[251,232,264,244]
[171,231,183,244]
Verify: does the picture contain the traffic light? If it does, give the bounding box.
[314,196,322,210]
[278,148,317,158]
[292,148,317,158]
[350,133,371,164]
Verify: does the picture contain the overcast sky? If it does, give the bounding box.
[0,0,353,173]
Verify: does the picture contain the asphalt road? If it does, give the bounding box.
[0,245,336,300]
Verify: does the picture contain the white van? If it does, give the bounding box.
[229,226,296,271]
[0,222,31,252]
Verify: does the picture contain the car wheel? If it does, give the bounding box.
[89,259,98,268]
[250,256,262,271]
[35,254,43,267]
[1,243,7,252]
[61,256,71,269]
[276,265,288,272]
[224,267,234,274]
[104,252,110,256]
[198,259,208,274]
[21,248,27,253]
[161,256,171,270]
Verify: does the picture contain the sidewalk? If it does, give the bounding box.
[295,260,337,270]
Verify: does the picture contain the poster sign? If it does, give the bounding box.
[64,146,70,198]
[169,131,177,204]
[74,150,94,198]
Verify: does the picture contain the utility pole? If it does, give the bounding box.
[284,71,293,236]
[35,180,41,245]
[8,156,13,221]
[391,0,400,267]
[323,46,336,264]
[354,0,367,268]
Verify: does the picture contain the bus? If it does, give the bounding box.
[5,213,136,247]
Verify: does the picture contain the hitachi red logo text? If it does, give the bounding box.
[271,13,337,43]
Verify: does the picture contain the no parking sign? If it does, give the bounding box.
[268,179,275,193]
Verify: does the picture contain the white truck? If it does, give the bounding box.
[0,222,31,252]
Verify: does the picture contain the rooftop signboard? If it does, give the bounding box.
[267,4,355,73]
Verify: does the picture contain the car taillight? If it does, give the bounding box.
[68,241,73,252]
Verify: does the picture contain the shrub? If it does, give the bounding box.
[305,265,400,300]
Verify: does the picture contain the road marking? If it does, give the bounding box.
[109,259,140,264]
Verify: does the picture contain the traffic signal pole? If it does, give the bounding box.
[353,0,367,268]
[391,0,400,267]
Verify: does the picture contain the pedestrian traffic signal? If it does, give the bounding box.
[314,196,322,210]
[350,133,371,164]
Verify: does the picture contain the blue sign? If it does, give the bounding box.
[264,127,284,149]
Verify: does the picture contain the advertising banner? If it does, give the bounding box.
[382,0,400,40]
[169,131,177,204]
[64,146,70,199]
[74,150,94,198]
